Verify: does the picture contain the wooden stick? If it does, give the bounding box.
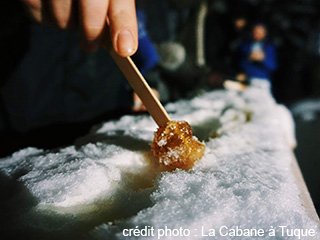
[110,50,171,127]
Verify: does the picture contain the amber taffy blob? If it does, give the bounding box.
[151,121,205,170]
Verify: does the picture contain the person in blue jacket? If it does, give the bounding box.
[239,23,277,85]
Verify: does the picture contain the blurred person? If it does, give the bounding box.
[206,12,250,89]
[226,15,249,77]
[234,17,247,32]
[239,23,277,89]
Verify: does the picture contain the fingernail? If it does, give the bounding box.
[116,30,135,55]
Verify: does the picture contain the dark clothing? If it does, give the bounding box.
[0,10,161,134]
[240,39,277,81]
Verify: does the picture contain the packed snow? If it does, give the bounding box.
[0,80,318,239]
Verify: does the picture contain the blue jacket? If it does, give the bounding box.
[240,39,277,80]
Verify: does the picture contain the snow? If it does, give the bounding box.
[0,81,318,239]
[157,139,167,147]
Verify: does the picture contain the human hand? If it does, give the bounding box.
[249,50,265,62]
[21,0,138,56]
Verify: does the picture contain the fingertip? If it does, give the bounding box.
[107,0,138,57]
[113,29,137,57]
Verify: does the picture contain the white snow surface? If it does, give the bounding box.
[0,83,318,239]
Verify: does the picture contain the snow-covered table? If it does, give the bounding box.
[0,81,319,240]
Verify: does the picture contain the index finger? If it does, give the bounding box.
[108,0,138,57]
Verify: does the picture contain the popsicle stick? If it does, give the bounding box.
[110,49,171,127]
